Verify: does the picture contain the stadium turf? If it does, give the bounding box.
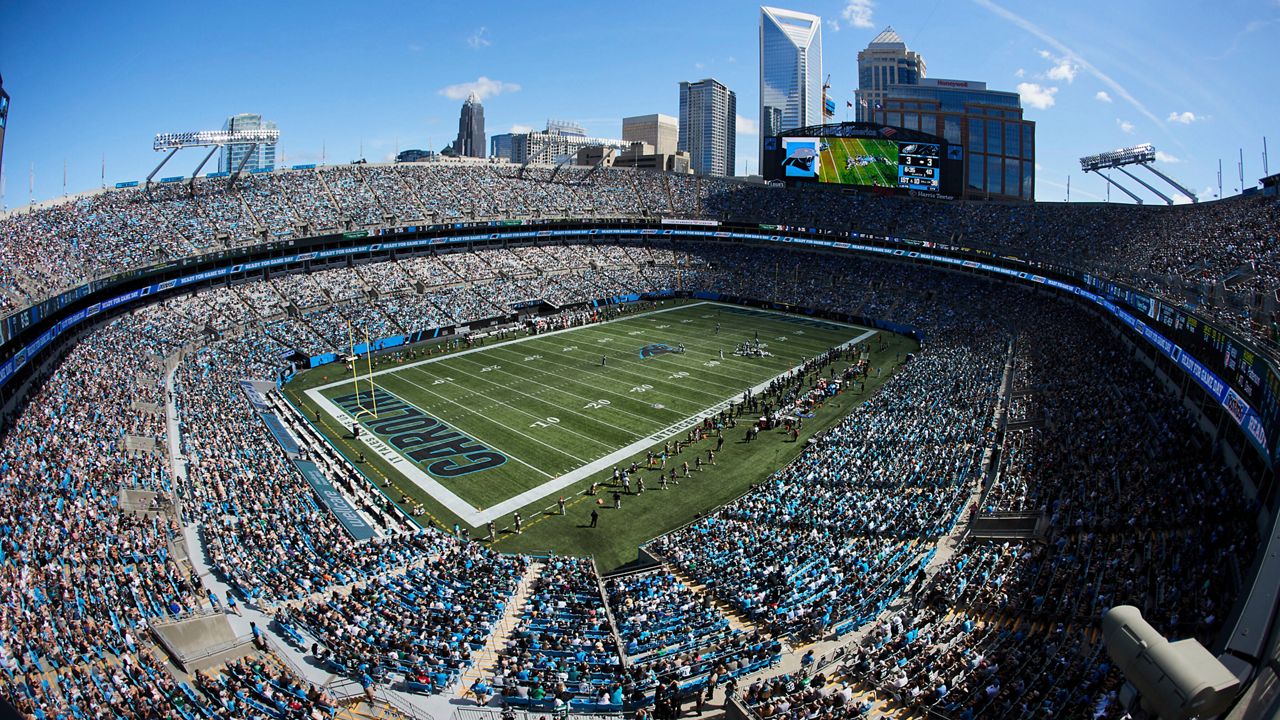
[283,299,918,570]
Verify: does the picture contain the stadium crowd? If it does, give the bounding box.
[0,189,1265,719]
[2,163,1277,348]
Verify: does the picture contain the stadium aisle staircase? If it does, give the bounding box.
[661,563,761,637]
[453,560,545,702]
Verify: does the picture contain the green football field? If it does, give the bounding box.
[283,300,919,569]
[818,137,899,187]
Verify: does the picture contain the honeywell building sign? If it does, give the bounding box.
[921,78,988,90]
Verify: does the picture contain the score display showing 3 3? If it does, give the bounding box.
[898,143,940,191]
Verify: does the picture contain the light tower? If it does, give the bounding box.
[1079,143,1198,205]
[149,126,282,190]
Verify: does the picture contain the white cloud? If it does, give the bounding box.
[438,76,521,101]
[1016,82,1058,110]
[1095,91,1112,103]
[1046,58,1078,83]
[1037,49,1051,59]
[509,124,533,134]
[695,62,705,70]
[736,115,758,136]
[1014,68,1025,78]
[1166,110,1199,124]
[974,0,1165,131]
[1116,119,1134,134]
[826,19,841,32]
[1154,151,1181,164]
[467,27,491,49]
[842,0,875,29]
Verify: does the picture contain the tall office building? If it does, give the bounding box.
[490,133,515,162]
[759,6,822,169]
[217,113,277,174]
[855,27,926,122]
[622,114,678,157]
[455,93,486,158]
[678,79,737,177]
[871,78,1034,201]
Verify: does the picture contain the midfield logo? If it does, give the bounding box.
[639,343,677,359]
[331,390,507,478]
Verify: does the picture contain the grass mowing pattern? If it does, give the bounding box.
[283,301,919,570]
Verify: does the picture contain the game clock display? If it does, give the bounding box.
[898,143,940,191]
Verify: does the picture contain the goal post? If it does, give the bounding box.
[346,322,380,420]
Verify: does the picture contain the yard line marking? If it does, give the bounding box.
[446,348,685,425]
[312,300,715,392]
[481,344,698,415]
[516,334,733,402]
[582,319,850,391]
[472,327,879,525]
[303,385,553,523]
[408,357,645,440]
[304,301,878,526]
[389,373,597,463]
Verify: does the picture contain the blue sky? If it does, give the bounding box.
[1,0,1276,206]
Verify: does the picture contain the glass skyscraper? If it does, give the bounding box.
[759,6,822,171]
[455,93,486,158]
[217,113,277,174]
[678,79,736,177]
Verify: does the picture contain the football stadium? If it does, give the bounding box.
[1,3,1279,720]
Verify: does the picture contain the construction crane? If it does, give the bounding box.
[822,74,835,120]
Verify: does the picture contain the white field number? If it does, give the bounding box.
[563,345,578,352]
[480,365,501,372]
[583,399,612,410]
[530,417,560,428]
[704,360,721,367]
[630,384,654,393]
[524,354,542,362]
[431,377,455,385]
[669,371,690,380]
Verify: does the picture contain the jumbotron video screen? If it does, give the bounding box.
[781,136,942,192]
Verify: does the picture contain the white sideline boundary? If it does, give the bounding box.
[304,301,876,527]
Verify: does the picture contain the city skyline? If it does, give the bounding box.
[0,0,1276,205]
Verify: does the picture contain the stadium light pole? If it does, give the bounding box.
[150,127,281,189]
[1239,148,1245,194]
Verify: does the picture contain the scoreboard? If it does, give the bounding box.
[898,143,940,192]
[763,122,961,199]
